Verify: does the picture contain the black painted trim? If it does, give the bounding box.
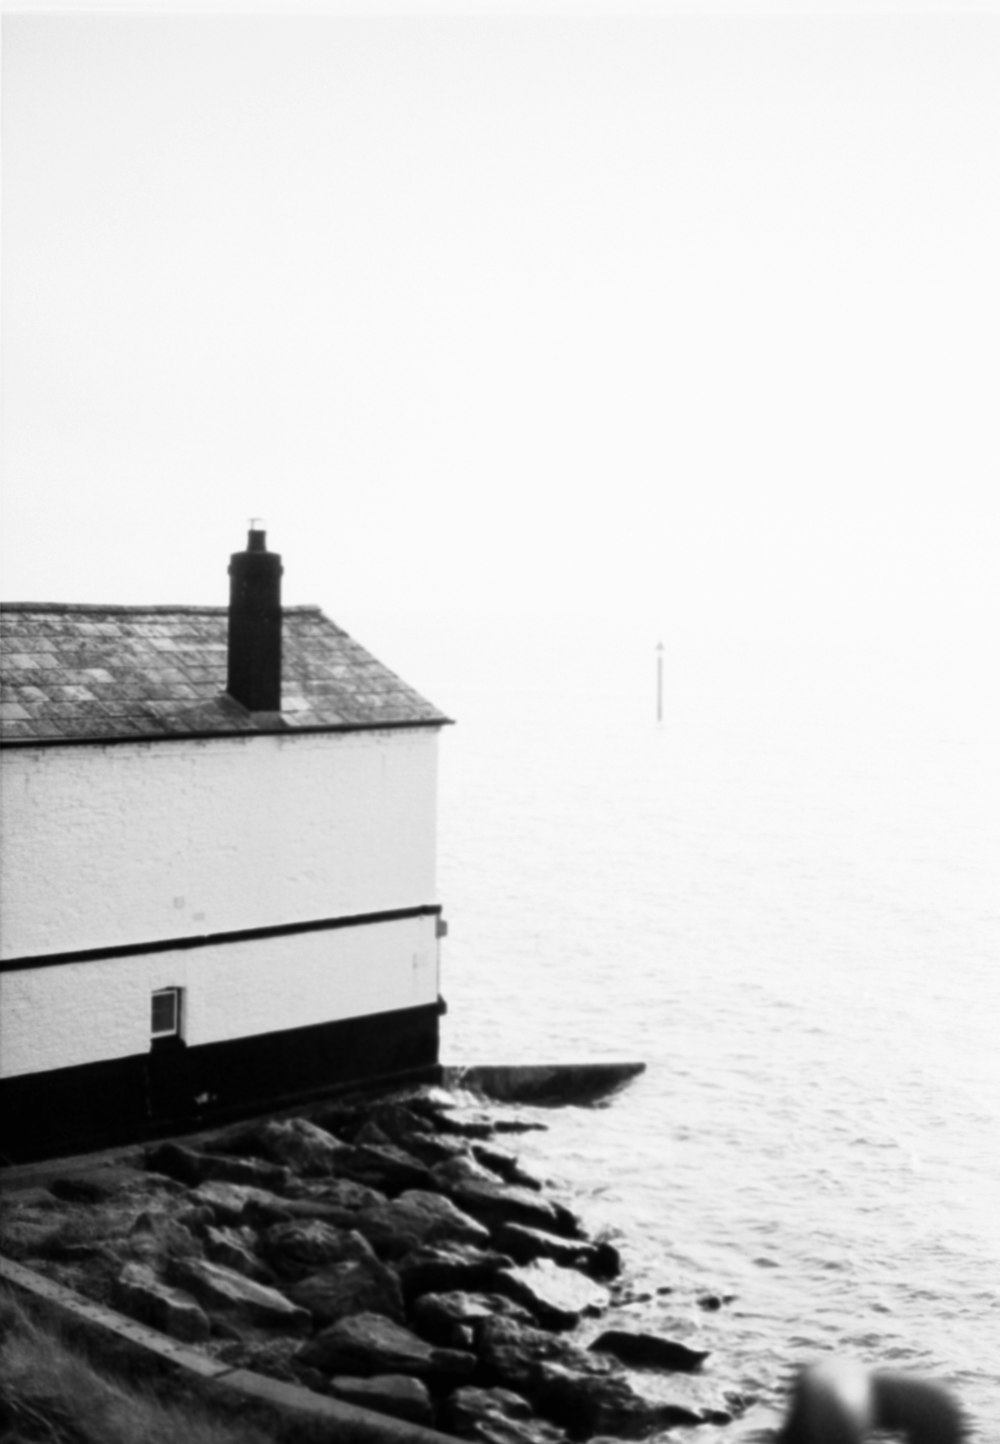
[0,717,454,750]
[0,905,443,974]
[0,1003,442,1164]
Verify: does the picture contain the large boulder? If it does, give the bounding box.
[471,1144,544,1191]
[263,1220,375,1280]
[494,1260,609,1331]
[288,1256,405,1326]
[291,1178,388,1212]
[411,1290,535,1349]
[435,1107,546,1140]
[588,1330,709,1372]
[493,1223,618,1278]
[169,1256,310,1333]
[146,1142,289,1192]
[329,1374,434,1426]
[331,1143,436,1196]
[447,1181,581,1241]
[430,1154,501,1191]
[477,1319,705,1439]
[396,1242,517,1302]
[298,1311,476,1380]
[234,1117,346,1175]
[125,1208,200,1268]
[203,1225,273,1283]
[355,1191,491,1259]
[245,1195,359,1229]
[366,1101,437,1145]
[535,1363,704,1437]
[50,1167,152,1203]
[477,1316,614,1397]
[398,1131,477,1167]
[189,1180,289,1227]
[113,1261,210,1343]
[445,1387,569,1444]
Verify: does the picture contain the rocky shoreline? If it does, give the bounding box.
[0,1083,750,1441]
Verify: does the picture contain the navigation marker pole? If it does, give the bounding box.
[656,641,664,723]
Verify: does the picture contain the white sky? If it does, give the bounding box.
[2,2,999,704]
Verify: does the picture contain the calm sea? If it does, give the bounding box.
[433,624,1000,1440]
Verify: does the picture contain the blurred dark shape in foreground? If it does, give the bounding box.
[777,1358,965,1444]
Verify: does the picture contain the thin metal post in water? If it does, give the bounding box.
[656,641,664,723]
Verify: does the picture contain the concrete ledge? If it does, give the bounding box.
[219,1369,461,1444]
[442,1062,646,1105]
[0,1255,458,1444]
[0,1256,231,1379]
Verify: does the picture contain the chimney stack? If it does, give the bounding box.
[227,525,283,713]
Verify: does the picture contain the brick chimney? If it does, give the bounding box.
[227,525,283,713]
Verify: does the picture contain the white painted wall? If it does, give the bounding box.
[0,728,439,960]
[0,912,440,1078]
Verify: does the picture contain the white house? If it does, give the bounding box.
[0,529,451,1162]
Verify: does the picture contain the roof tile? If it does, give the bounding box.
[1,604,448,744]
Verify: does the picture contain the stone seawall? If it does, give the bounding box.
[0,1076,750,1441]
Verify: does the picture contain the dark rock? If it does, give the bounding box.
[288,1256,405,1326]
[333,1143,436,1196]
[477,1316,617,1396]
[397,1131,476,1167]
[176,1203,217,1234]
[49,1167,144,1203]
[330,1374,434,1426]
[411,1290,536,1347]
[113,1261,210,1343]
[495,1261,610,1331]
[126,1209,201,1267]
[588,1330,709,1372]
[431,1154,501,1191]
[396,1242,517,1302]
[231,1117,345,1175]
[448,1181,582,1241]
[493,1223,611,1276]
[189,1181,290,1226]
[0,1186,58,1210]
[353,1120,395,1148]
[586,1242,623,1282]
[146,1142,289,1192]
[203,1225,273,1283]
[536,1363,704,1437]
[224,1336,311,1384]
[697,1292,736,1310]
[264,1220,376,1280]
[298,1311,476,1379]
[446,1386,569,1444]
[471,1144,544,1191]
[304,1178,388,1212]
[307,1100,365,1137]
[420,1111,496,1141]
[169,1256,310,1333]
[355,1190,491,1259]
[368,1102,437,1144]
[246,1196,359,1229]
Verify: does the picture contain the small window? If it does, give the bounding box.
[151,987,182,1039]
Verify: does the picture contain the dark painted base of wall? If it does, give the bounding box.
[0,1004,440,1165]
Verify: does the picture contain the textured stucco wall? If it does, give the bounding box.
[0,913,440,1078]
[0,728,439,960]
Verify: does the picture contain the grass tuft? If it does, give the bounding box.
[0,1289,280,1444]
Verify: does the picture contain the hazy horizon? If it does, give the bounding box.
[3,4,998,714]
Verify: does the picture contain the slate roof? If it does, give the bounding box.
[0,604,449,744]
